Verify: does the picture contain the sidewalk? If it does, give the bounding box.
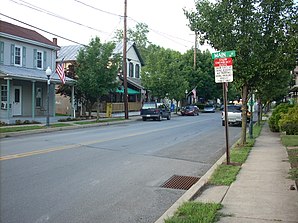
[196,123,298,222]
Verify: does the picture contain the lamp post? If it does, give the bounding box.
[45,67,51,127]
[185,90,188,106]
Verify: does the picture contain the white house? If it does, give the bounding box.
[0,21,75,124]
[56,41,145,115]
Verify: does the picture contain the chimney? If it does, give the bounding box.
[53,38,57,45]
[53,38,58,60]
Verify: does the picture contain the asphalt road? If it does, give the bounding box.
[0,112,242,223]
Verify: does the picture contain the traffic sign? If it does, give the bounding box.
[212,50,236,59]
[214,58,233,83]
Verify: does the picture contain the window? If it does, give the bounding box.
[1,85,7,109]
[129,62,134,77]
[14,45,22,66]
[37,51,43,69]
[135,64,140,78]
[36,87,42,107]
[1,85,7,102]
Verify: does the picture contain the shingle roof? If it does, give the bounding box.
[0,21,58,47]
[57,45,84,62]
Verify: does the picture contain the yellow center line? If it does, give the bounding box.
[0,120,207,161]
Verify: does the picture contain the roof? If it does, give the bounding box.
[113,41,145,66]
[0,21,59,48]
[0,64,75,84]
[57,45,84,62]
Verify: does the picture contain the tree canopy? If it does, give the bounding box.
[185,0,297,144]
[75,37,121,118]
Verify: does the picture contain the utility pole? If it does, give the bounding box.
[194,31,197,70]
[123,0,129,119]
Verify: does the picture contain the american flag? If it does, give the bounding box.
[56,59,65,84]
[192,88,196,99]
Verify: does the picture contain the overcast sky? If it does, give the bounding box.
[0,0,213,53]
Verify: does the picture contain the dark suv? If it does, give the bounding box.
[140,102,171,121]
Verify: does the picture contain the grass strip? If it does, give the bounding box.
[0,125,43,133]
[209,164,241,186]
[165,201,222,223]
[50,123,73,127]
[230,146,251,164]
[281,135,298,147]
[74,118,125,125]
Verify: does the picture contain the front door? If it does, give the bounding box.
[13,86,22,116]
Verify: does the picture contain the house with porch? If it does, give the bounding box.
[0,21,75,124]
[56,41,145,116]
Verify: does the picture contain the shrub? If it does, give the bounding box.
[269,103,293,132]
[279,105,298,135]
[0,121,8,126]
[195,103,205,110]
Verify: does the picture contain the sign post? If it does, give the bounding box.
[213,50,236,165]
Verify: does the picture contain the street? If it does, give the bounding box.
[0,113,242,223]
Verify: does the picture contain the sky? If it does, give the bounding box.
[0,0,213,53]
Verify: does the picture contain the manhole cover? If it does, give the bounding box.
[161,175,200,190]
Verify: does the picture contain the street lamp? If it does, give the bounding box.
[45,67,51,127]
[185,90,188,106]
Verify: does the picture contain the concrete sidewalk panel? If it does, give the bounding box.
[220,123,298,223]
[195,185,229,203]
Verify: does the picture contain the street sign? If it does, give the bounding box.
[212,50,236,59]
[214,57,233,83]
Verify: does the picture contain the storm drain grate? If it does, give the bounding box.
[161,175,200,190]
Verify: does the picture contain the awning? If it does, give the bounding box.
[116,87,140,95]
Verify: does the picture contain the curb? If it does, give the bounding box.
[154,121,264,222]
[154,153,226,223]
[0,118,139,138]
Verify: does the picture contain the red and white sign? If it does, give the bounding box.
[214,57,233,83]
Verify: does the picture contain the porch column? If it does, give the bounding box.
[52,83,56,118]
[31,81,36,119]
[4,78,12,123]
[71,85,75,118]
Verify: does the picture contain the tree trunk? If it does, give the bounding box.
[96,98,100,121]
[257,97,262,125]
[240,84,248,146]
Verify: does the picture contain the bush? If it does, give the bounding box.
[194,103,205,110]
[279,105,298,135]
[269,103,293,132]
[0,121,8,127]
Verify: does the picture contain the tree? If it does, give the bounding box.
[185,0,297,145]
[113,22,151,58]
[141,45,189,104]
[75,37,121,119]
[180,49,222,102]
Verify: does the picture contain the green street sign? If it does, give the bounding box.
[212,50,236,59]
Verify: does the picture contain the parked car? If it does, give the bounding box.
[222,105,242,126]
[203,105,216,113]
[140,102,171,121]
[180,105,200,116]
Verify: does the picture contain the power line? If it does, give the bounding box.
[73,0,193,48]
[5,0,194,49]
[9,0,110,35]
[74,0,123,17]
[0,13,87,46]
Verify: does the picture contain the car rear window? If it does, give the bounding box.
[142,103,156,109]
[228,106,241,112]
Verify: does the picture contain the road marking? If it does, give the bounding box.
[0,118,213,161]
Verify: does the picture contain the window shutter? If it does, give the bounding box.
[0,42,4,64]
[11,44,15,65]
[33,49,37,68]
[22,46,26,67]
[43,51,47,70]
